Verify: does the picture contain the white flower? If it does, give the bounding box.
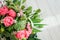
[13,20,17,23]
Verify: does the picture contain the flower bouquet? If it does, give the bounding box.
[0,0,44,40]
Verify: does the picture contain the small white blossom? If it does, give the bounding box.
[17,13,21,17]
[13,20,17,23]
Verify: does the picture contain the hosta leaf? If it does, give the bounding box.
[34,24,45,28]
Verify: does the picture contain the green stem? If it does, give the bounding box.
[28,17,40,30]
[16,17,18,21]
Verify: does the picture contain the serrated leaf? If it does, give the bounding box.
[34,24,45,28]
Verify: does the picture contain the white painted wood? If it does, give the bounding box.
[26,0,60,40]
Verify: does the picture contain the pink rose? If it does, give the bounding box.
[25,31,30,39]
[3,16,14,27]
[19,10,23,16]
[0,6,8,15]
[15,30,31,40]
[26,22,32,34]
[15,30,26,39]
[8,9,16,18]
[15,22,32,40]
[17,10,23,17]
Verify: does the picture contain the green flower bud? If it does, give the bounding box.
[0,27,4,33]
[22,38,26,40]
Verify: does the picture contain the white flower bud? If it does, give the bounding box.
[13,20,17,23]
[17,13,21,17]
[1,20,3,23]
[19,10,23,16]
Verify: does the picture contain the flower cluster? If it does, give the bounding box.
[0,0,42,40]
[15,22,32,40]
[0,6,16,27]
[0,6,32,40]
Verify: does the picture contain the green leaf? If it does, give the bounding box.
[10,35,18,40]
[35,9,41,13]
[7,26,13,32]
[13,0,21,6]
[8,4,19,12]
[20,14,27,20]
[21,5,25,10]
[13,21,21,31]
[6,0,20,12]
[13,0,18,3]
[22,38,26,40]
[13,20,26,31]
[22,0,26,3]
[3,31,11,37]
[34,24,45,28]
[13,14,27,31]
[27,34,40,40]
[26,6,32,13]
[32,18,42,23]
[0,27,5,33]
[24,6,32,17]
[31,13,39,19]
[19,20,26,30]
[32,28,41,34]
[31,9,41,19]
